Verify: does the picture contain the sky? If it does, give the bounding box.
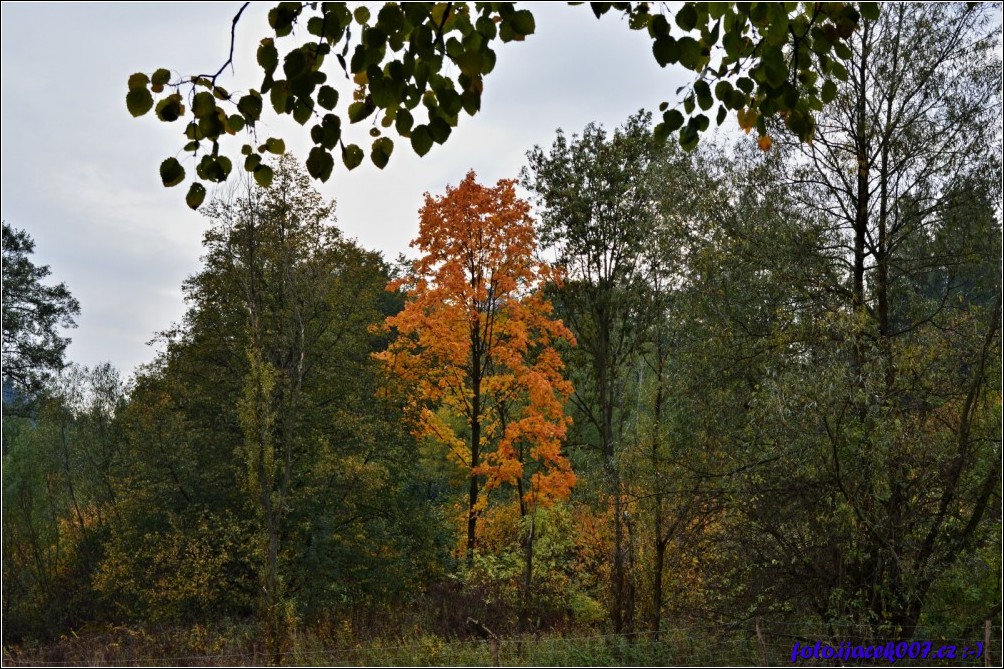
[1,2,691,379]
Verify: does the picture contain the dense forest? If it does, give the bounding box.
[2,3,1001,665]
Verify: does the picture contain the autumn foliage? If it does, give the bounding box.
[376,171,575,564]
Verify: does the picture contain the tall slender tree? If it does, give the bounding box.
[377,171,576,570]
[522,112,661,634]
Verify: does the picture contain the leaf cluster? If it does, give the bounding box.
[127,2,872,208]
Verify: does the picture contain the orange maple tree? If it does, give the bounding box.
[376,170,576,566]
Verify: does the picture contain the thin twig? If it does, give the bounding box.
[196,1,252,85]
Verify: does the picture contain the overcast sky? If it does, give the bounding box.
[1,2,692,379]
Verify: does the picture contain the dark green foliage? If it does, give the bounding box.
[113,156,448,640]
[128,2,869,207]
[2,222,80,397]
[2,364,127,642]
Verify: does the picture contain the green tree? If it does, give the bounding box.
[522,111,665,634]
[127,2,876,208]
[774,2,1002,636]
[2,363,128,644]
[660,141,850,630]
[2,222,80,397]
[102,154,446,650]
[624,140,731,640]
[675,2,1002,640]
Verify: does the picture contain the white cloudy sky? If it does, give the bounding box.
[1,2,692,378]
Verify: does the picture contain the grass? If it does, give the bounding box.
[4,620,998,666]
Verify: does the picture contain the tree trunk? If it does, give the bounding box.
[521,510,535,630]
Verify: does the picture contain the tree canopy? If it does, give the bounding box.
[1,222,80,396]
[127,1,876,209]
[377,171,576,568]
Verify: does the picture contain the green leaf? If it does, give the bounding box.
[257,39,279,73]
[305,145,333,178]
[293,99,313,125]
[662,109,684,132]
[185,182,206,209]
[456,48,485,78]
[722,30,743,59]
[348,100,374,123]
[307,146,335,180]
[833,40,852,61]
[320,113,342,148]
[650,14,670,37]
[428,117,452,144]
[151,68,171,90]
[227,114,246,133]
[198,110,225,139]
[736,77,755,94]
[244,153,262,172]
[307,15,326,36]
[679,125,699,152]
[216,155,232,180]
[676,4,698,31]
[859,3,880,20]
[270,81,290,114]
[628,8,650,30]
[652,35,679,66]
[728,89,747,110]
[159,157,185,187]
[370,137,394,169]
[127,88,154,117]
[353,6,370,24]
[509,9,535,36]
[763,50,788,87]
[676,36,702,70]
[238,93,263,122]
[268,4,300,36]
[264,137,286,154]
[317,85,339,110]
[341,143,364,170]
[410,125,433,156]
[821,79,838,104]
[283,48,307,79]
[194,155,215,180]
[253,164,274,188]
[714,80,734,102]
[694,80,713,110]
[395,108,414,136]
[127,72,149,91]
[192,91,216,118]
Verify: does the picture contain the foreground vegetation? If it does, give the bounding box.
[5,618,999,667]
